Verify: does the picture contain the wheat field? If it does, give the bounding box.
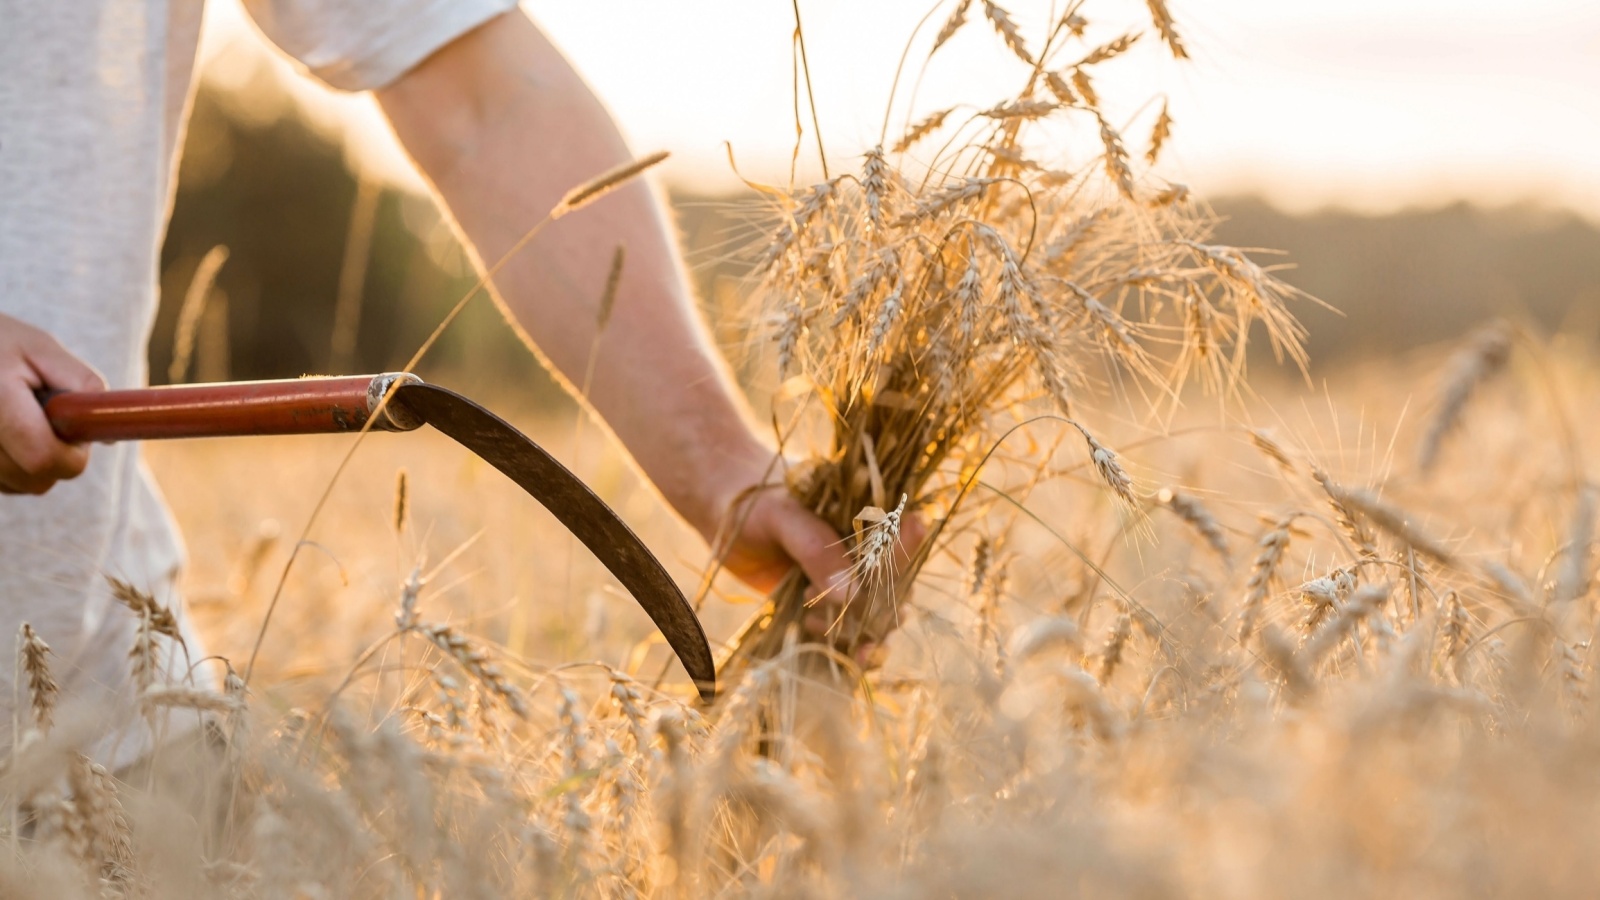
[6,2,1600,897]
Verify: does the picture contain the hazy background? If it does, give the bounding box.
[153,0,1600,397]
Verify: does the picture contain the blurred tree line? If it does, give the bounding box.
[154,70,561,405]
[1212,198,1600,366]
[157,70,1600,403]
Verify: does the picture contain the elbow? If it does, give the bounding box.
[376,10,568,187]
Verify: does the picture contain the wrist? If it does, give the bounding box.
[671,429,779,544]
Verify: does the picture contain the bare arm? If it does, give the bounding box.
[376,11,854,606]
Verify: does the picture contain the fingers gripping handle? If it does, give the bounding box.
[37,373,425,443]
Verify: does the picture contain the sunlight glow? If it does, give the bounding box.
[200,0,1600,216]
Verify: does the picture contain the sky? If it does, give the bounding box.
[202,0,1600,217]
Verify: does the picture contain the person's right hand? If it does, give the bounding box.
[0,313,105,494]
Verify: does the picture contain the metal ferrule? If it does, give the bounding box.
[366,372,426,431]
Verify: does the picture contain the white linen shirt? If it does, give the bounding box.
[0,0,516,768]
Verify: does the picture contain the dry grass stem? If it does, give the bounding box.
[930,0,973,55]
[1144,0,1189,58]
[893,108,954,154]
[1073,421,1137,507]
[18,623,57,734]
[392,468,409,535]
[1312,468,1378,557]
[1157,487,1230,563]
[553,150,670,218]
[168,244,230,384]
[1418,319,1513,473]
[982,1,1033,64]
[1334,484,1457,566]
[1239,513,1298,643]
[597,244,626,331]
[419,624,528,719]
[1098,613,1132,682]
[1146,100,1172,164]
[140,685,244,715]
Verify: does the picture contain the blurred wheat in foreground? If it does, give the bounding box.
[6,2,1600,898]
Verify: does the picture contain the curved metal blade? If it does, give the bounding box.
[392,383,716,699]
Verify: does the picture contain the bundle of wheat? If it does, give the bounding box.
[718,0,1317,688]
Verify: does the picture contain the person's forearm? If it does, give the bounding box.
[377,12,768,538]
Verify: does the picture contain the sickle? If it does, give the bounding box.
[38,373,717,700]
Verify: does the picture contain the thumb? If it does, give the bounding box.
[25,333,105,393]
[770,501,854,606]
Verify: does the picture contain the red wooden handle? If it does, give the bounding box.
[40,374,424,443]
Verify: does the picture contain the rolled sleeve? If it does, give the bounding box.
[242,0,521,92]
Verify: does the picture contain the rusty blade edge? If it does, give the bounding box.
[392,383,717,700]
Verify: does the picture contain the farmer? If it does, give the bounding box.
[0,4,859,766]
